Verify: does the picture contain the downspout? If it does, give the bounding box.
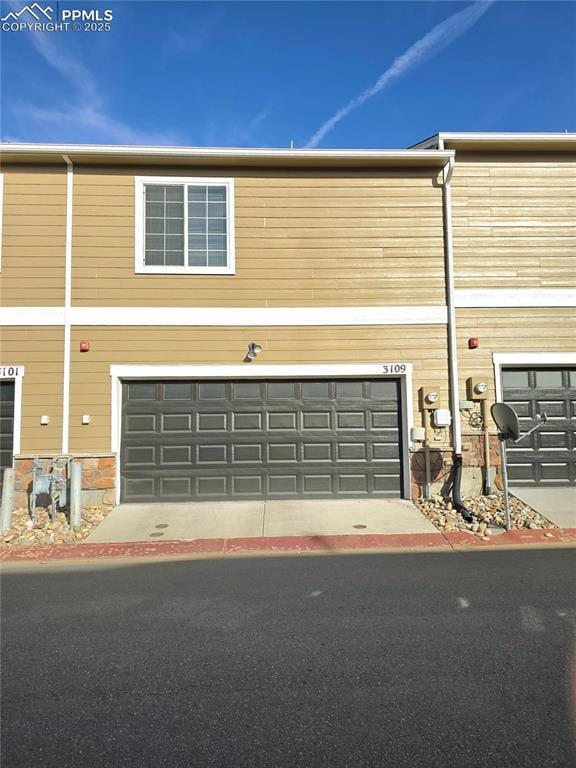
[441,149,473,522]
[61,154,73,454]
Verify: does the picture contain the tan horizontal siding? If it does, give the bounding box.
[456,307,576,433]
[0,166,67,306]
[68,324,450,453]
[452,152,576,289]
[0,325,63,453]
[71,165,446,308]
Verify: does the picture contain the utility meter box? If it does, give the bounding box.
[419,386,441,410]
[467,377,490,400]
[432,408,452,427]
[410,426,426,442]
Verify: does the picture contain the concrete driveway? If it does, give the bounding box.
[87,498,436,544]
[511,486,576,528]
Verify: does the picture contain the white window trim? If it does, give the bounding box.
[109,362,414,504]
[134,176,235,275]
[0,365,25,456]
[493,353,576,403]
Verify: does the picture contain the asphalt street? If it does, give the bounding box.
[2,547,576,768]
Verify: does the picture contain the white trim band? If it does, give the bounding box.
[0,308,66,325]
[1,306,448,327]
[456,289,576,308]
[110,362,413,379]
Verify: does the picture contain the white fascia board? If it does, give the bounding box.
[0,142,454,164]
[438,131,576,143]
[70,306,447,326]
[410,131,576,151]
[0,307,66,325]
[455,289,576,308]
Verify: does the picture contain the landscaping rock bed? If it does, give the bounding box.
[1,505,112,548]
[415,492,557,538]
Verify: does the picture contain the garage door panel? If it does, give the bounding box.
[125,414,156,433]
[161,477,192,496]
[0,382,15,494]
[540,463,571,482]
[161,445,192,464]
[124,445,157,465]
[121,378,403,502]
[503,367,575,486]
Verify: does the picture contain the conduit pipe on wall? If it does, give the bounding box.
[61,154,74,454]
[441,153,473,522]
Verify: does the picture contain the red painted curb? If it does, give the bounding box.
[224,533,449,553]
[1,529,575,563]
[0,538,226,562]
[445,528,576,547]
[0,532,449,562]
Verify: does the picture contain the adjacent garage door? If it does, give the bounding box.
[502,367,576,485]
[0,381,15,494]
[121,378,403,502]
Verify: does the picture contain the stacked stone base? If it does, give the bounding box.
[410,434,502,500]
[11,437,502,511]
[12,455,116,511]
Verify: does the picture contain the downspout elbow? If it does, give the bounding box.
[452,454,473,523]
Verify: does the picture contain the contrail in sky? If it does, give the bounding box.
[305,1,494,148]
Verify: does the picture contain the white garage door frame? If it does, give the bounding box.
[0,365,25,458]
[110,363,414,505]
[493,353,576,402]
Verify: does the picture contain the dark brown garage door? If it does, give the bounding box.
[502,367,576,485]
[0,381,15,494]
[121,378,403,502]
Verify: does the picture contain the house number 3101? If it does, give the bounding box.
[0,366,20,377]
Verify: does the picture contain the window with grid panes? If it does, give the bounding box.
[136,178,234,273]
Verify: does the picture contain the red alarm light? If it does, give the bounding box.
[468,337,479,349]
[80,340,90,352]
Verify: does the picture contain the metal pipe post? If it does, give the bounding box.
[499,438,511,531]
[424,443,431,500]
[69,461,82,531]
[1,468,15,532]
[481,399,491,495]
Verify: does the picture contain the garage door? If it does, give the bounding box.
[0,381,15,494]
[502,367,576,485]
[121,378,403,502]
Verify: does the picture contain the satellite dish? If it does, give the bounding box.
[491,403,520,441]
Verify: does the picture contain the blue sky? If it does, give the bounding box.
[0,1,574,148]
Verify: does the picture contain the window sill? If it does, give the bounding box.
[135,266,235,275]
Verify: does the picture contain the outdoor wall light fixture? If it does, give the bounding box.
[246,342,263,360]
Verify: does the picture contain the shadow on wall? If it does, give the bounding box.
[411,449,453,499]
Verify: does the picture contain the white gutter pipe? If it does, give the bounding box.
[441,152,472,521]
[442,154,462,454]
[61,154,73,454]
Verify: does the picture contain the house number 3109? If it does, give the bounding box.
[381,364,407,374]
